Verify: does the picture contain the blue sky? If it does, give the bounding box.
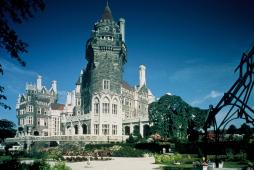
[0,0,254,125]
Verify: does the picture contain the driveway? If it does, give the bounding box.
[65,157,162,170]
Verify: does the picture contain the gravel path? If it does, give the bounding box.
[65,157,162,170]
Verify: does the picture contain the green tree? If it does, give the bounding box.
[149,94,208,140]
[239,123,253,143]
[0,0,45,110]
[227,124,237,134]
[0,119,16,142]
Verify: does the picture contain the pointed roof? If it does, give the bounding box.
[101,1,113,20]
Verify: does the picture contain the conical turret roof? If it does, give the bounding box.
[101,1,113,20]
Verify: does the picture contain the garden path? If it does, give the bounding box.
[65,157,162,170]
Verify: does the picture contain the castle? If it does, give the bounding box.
[16,3,155,141]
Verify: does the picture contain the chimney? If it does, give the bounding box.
[139,65,146,87]
[36,75,42,91]
[51,80,57,94]
[16,94,21,109]
[71,90,76,106]
[66,92,71,105]
[119,18,125,42]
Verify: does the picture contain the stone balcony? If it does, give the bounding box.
[63,114,91,123]
[6,135,128,144]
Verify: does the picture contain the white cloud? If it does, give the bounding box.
[191,90,223,106]
[205,90,223,99]
[0,58,38,77]
[0,58,39,95]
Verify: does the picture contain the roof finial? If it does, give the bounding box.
[102,0,113,20]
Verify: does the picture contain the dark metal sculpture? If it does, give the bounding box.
[203,45,254,164]
[204,45,254,132]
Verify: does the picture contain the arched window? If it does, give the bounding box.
[102,97,110,114]
[74,125,79,135]
[112,98,118,115]
[82,124,88,134]
[125,126,130,135]
[94,97,100,115]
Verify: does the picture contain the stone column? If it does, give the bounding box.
[140,123,144,137]
[78,122,82,135]
[130,124,133,134]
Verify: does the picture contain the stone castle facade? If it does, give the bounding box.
[16,4,155,141]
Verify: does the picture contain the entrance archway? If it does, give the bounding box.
[82,124,88,134]
[74,125,79,134]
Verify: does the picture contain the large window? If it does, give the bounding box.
[94,124,99,135]
[103,80,110,90]
[102,97,110,114]
[94,98,100,115]
[112,125,117,135]
[102,103,109,113]
[112,104,117,114]
[102,124,109,135]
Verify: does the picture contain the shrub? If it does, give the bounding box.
[51,161,71,170]
[112,146,145,157]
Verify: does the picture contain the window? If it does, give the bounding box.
[27,96,31,101]
[102,97,110,114]
[103,80,110,90]
[94,98,100,115]
[112,125,117,135]
[37,108,41,114]
[102,124,109,135]
[27,105,33,112]
[112,104,117,114]
[102,103,110,113]
[28,116,33,124]
[77,98,81,106]
[94,124,99,135]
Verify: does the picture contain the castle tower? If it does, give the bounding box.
[82,2,127,113]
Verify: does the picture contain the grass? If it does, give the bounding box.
[0,155,12,162]
[224,161,249,168]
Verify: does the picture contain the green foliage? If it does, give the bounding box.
[0,158,51,170]
[47,148,63,161]
[126,134,143,143]
[28,142,49,159]
[149,94,207,140]
[227,125,237,134]
[126,134,136,143]
[154,153,197,165]
[0,119,16,142]
[112,146,146,157]
[0,0,45,110]
[51,162,71,170]
[225,148,234,161]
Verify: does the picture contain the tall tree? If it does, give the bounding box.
[0,0,45,110]
[227,124,237,134]
[149,94,208,140]
[0,119,16,142]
